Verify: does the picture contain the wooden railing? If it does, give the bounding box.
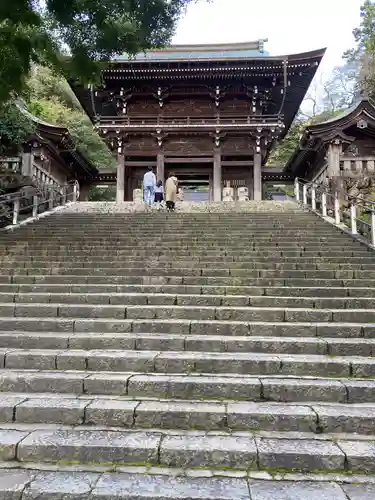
[32,162,64,193]
[99,114,283,128]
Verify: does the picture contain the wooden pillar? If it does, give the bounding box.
[213,149,222,202]
[157,152,165,183]
[116,153,125,203]
[21,145,34,177]
[327,141,342,177]
[253,149,262,201]
[79,182,91,202]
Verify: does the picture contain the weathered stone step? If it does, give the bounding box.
[1,331,373,356]
[4,292,375,309]
[15,234,354,241]
[0,394,374,434]
[2,284,375,298]
[8,268,375,281]
[0,370,373,403]
[0,348,374,377]
[0,469,366,500]
[4,248,370,256]
[6,234,356,241]
[0,425,372,473]
[0,317,371,339]
[3,302,375,323]
[7,254,375,269]
[7,275,375,289]
[10,261,375,271]
[8,238,355,247]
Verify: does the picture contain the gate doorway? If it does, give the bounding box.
[165,164,212,202]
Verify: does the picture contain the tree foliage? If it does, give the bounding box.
[0,102,35,155]
[344,0,375,98]
[0,0,199,104]
[28,97,115,170]
[89,185,116,201]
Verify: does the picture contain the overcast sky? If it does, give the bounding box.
[173,0,363,78]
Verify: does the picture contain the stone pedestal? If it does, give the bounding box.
[237,186,249,201]
[133,188,143,203]
[222,181,234,201]
[116,154,125,203]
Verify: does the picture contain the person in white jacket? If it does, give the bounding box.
[143,166,156,205]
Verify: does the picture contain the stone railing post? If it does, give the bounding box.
[294,179,300,202]
[12,199,20,225]
[350,203,357,235]
[334,191,340,225]
[311,185,316,210]
[321,192,327,217]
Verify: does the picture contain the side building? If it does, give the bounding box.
[72,41,325,201]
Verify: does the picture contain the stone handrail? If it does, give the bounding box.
[0,181,79,229]
[294,177,375,247]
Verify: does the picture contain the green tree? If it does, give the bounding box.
[0,102,35,155]
[0,0,199,104]
[89,185,116,201]
[344,0,375,98]
[28,96,115,169]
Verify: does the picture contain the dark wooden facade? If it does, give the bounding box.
[72,41,325,201]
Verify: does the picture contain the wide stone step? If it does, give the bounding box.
[3,253,375,269]
[1,331,373,356]
[0,370,373,403]
[3,250,372,260]
[0,425,372,473]
[4,235,357,242]
[8,275,375,289]
[0,317,371,339]
[0,469,366,500]
[0,394,374,434]
[0,348,374,377]
[4,292,375,309]
[2,284,375,298]
[7,268,375,280]
[9,261,375,271]
[16,239,357,247]
[15,233,354,240]
[2,302,375,323]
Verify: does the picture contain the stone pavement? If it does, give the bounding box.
[0,202,374,497]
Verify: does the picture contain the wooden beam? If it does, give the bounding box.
[222,161,253,166]
[165,157,213,163]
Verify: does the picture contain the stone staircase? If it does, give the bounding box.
[0,202,375,498]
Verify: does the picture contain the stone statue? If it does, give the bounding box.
[222,181,234,201]
[237,186,249,201]
[133,188,143,203]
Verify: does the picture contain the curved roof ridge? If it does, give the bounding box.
[15,102,66,131]
[308,97,375,128]
[146,40,268,52]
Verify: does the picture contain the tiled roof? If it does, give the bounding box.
[114,40,269,62]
